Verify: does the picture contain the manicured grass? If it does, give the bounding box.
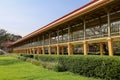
[0,56,100,80]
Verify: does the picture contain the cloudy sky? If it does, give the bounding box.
[0,0,91,37]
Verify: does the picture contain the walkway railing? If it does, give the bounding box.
[14,22,120,50]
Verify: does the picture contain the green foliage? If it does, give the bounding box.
[20,54,34,58]
[35,55,59,62]
[58,56,120,80]
[0,56,99,80]
[20,54,120,80]
[19,55,120,80]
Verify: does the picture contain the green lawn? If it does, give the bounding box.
[0,56,100,80]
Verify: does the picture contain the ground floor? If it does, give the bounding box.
[13,36,120,56]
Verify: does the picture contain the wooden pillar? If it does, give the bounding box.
[100,42,103,55]
[32,49,34,54]
[107,10,113,56]
[68,27,71,42]
[37,48,39,54]
[57,45,60,55]
[43,35,45,46]
[39,48,41,54]
[27,49,29,54]
[30,49,32,54]
[107,11,111,37]
[48,46,51,55]
[83,18,86,40]
[33,48,35,54]
[68,43,73,55]
[62,30,63,43]
[99,17,102,37]
[29,49,31,54]
[57,30,59,43]
[54,47,57,55]
[62,46,64,55]
[83,17,87,55]
[83,41,88,55]
[49,34,51,45]
[42,46,45,55]
[107,38,113,56]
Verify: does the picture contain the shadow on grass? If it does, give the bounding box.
[0,59,22,66]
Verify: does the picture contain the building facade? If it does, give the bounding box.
[10,0,120,56]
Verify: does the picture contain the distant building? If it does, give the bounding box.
[1,41,13,53]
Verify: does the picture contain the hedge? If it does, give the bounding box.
[20,54,120,80]
[58,56,120,80]
[35,55,59,62]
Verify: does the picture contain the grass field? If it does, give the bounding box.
[0,56,101,80]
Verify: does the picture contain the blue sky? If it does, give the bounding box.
[0,0,91,36]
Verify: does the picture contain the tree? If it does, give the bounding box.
[5,33,22,41]
[0,28,22,48]
[0,29,7,45]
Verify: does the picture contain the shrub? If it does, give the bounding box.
[53,62,65,72]
[35,55,59,62]
[20,54,34,58]
[58,56,120,80]
[18,56,27,61]
[19,54,120,80]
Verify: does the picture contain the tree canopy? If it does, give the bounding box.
[0,29,22,48]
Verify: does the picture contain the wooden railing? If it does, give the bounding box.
[14,22,120,50]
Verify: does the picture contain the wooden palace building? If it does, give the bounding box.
[10,0,120,56]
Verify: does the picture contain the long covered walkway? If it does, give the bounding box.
[11,0,120,56]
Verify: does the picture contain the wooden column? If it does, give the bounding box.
[33,48,35,54]
[27,49,29,54]
[39,48,41,54]
[107,38,113,56]
[83,19,86,40]
[57,30,59,43]
[42,46,45,55]
[48,46,51,55]
[99,17,102,37]
[107,11,114,56]
[62,30,63,43]
[42,35,45,46]
[62,46,64,55]
[83,41,88,55]
[68,27,71,42]
[37,48,40,54]
[30,49,32,54]
[83,18,87,55]
[29,49,31,54]
[68,43,73,55]
[49,34,51,45]
[107,11,111,37]
[100,42,103,55]
[57,45,60,55]
[54,47,57,55]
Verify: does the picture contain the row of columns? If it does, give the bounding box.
[16,39,113,56]
[24,45,65,55]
